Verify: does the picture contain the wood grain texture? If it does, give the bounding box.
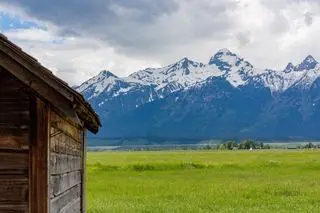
[0,151,28,171]
[81,130,86,213]
[51,112,82,142]
[0,178,28,202]
[49,111,84,212]
[0,135,29,150]
[30,98,49,213]
[0,71,30,212]
[60,198,81,213]
[0,204,28,213]
[50,184,81,213]
[50,127,81,156]
[50,171,82,198]
[50,153,82,175]
[0,71,30,150]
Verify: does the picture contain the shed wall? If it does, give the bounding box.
[49,111,84,213]
[0,71,30,213]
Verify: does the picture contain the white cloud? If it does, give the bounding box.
[224,0,320,69]
[3,27,160,86]
[0,0,319,85]
[5,28,58,42]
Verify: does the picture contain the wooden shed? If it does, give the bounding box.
[0,33,100,213]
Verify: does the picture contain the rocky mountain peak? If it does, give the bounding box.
[284,62,295,73]
[98,70,118,78]
[208,48,253,72]
[295,55,318,71]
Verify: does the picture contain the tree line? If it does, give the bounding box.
[203,140,320,150]
[203,140,268,150]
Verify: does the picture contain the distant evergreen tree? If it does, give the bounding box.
[304,142,314,149]
[263,144,271,149]
[218,143,227,150]
[260,142,264,149]
[226,141,238,150]
[239,139,256,150]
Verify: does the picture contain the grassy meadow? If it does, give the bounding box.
[87,150,320,213]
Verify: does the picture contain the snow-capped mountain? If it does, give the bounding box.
[129,57,213,95]
[76,49,320,140]
[77,49,320,102]
[76,70,143,100]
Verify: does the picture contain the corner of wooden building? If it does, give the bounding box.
[0,33,99,213]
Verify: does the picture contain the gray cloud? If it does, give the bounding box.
[1,0,320,85]
[236,32,250,47]
[0,0,238,59]
[304,12,313,26]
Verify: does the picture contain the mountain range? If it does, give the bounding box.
[75,49,320,141]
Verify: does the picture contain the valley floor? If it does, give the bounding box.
[87,150,320,213]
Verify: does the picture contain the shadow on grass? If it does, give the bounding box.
[89,159,320,172]
[91,162,245,172]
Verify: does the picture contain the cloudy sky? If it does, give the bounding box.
[0,0,319,85]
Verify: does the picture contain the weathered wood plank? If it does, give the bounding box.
[0,170,27,175]
[0,71,31,151]
[0,204,28,213]
[50,171,82,197]
[51,112,82,142]
[50,153,82,175]
[0,88,29,97]
[0,152,28,170]
[0,126,29,136]
[0,73,23,86]
[0,178,28,202]
[50,184,81,213]
[0,111,29,118]
[81,130,86,213]
[30,98,49,213]
[0,71,31,211]
[60,198,81,213]
[0,73,30,102]
[0,102,30,111]
[50,128,81,156]
[0,135,29,150]
[0,116,30,126]
[0,174,28,179]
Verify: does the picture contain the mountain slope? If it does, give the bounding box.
[76,49,320,140]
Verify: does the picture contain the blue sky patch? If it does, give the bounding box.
[0,11,46,31]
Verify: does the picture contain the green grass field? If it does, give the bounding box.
[87,150,320,213]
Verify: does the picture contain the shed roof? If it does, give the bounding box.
[0,33,101,133]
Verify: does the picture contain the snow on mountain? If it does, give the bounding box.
[75,70,144,100]
[128,49,257,93]
[75,50,320,102]
[74,50,320,140]
[295,55,318,71]
[292,63,320,89]
[206,50,319,92]
[247,68,305,93]
[208,48,251,70]
[76,70,118,95]
[209,49,255,87]
[129,57,218,93]
[284,63,295,73]
[259,56,320,92]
